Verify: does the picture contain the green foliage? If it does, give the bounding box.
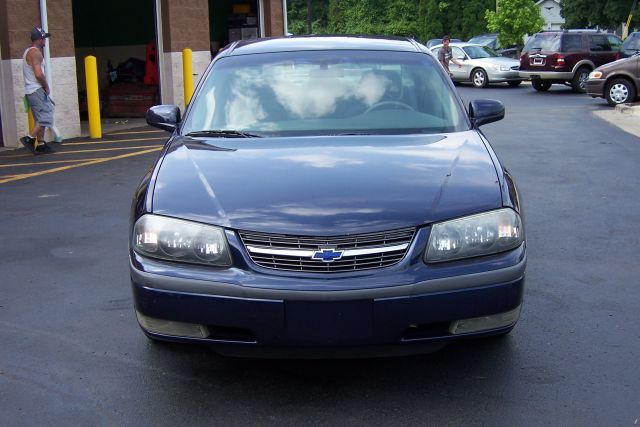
[561,0,639,30]
[486,0,545,46]
[286,0,497,41]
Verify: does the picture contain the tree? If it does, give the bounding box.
[561,0,639,30]
[486,0,545,46]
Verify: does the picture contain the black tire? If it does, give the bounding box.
[471,68,489,88]
[571,67,590,93]
[507,80,522,87]
[604,78,636,106]
[532,80,551,91]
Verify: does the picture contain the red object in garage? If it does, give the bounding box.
[144,42,159,86]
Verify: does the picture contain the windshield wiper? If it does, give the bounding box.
[185,130,262,138]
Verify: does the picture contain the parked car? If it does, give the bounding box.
[425,37,461,49]
[619,32,640,58]
[132,35,526,358]
[586,53,639,106]
[431,42,522,87]
[468,33,521,59]
[519,30,623,93]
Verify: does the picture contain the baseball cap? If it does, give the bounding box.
[30,27,51,41]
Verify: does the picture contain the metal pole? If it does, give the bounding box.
[282,0,288,35]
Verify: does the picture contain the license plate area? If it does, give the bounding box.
[285,300,373,345]
[532,57,545,66]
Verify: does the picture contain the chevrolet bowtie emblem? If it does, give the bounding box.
[312,248,344,263]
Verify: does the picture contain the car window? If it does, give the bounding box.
[589,35,610,52]
[182,50,469,136]
[523,33,561,52]
[463,45,498,59]
[607,35,622,51]
[451,46,466,59]
[561,34,583,52]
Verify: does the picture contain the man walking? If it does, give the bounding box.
[20,27,55,154]
[437,35,462,78]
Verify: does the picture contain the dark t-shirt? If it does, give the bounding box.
[438,46,453,71]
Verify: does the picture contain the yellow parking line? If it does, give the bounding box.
[0,147,162,184]
[108,129,165,136]
[0,158,104,168]
[64,136,163,146]
[0,144,163,159]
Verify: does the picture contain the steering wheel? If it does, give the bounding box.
[365,100,415,113]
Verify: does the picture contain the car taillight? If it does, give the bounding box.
[556,54,565,66]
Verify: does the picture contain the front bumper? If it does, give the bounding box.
[486,69,521,82]
[130,230,526,355]
[586,79,606,98]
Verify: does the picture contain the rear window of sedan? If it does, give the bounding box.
[181,50,469,136]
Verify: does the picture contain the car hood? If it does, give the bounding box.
[152,132,503,235]
[596,55,638,72]
[472,56,519,67]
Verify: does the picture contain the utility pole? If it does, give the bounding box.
[307,0,312,34]
[623,0,638,39]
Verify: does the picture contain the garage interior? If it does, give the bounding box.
[70,0,262,125]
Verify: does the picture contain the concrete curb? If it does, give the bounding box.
[615,102,640,116]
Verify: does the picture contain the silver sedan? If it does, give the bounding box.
[431,42,522,88]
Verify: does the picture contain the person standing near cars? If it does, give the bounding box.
[438,35,462,78]
[20,27,55,154]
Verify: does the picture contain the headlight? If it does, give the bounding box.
[132,214,232,266]
[589,71,603,79]
[494,65,511,71]
[425,208,523,263]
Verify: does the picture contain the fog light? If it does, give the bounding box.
[449,305,521,335]
[136,311,209,338]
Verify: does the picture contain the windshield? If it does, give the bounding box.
[469,35,496,47]
[523,33,561,52]
[622,33,640,51]
[181,50,468,136]
[463,45,498,59]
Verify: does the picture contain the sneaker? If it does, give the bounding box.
[35,142,55,154]
[20,136,37,154]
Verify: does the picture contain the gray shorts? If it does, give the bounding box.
[26,88,54,127]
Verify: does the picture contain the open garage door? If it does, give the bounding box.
[72,0,159,120]
[209,0,262,52]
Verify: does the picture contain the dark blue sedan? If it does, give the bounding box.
[130,35,526,357]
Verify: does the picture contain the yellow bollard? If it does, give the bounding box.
[84,55,102,139]
[183,48,194,106]
[27,109,36,143]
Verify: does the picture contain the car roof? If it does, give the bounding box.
[223,35,428,56]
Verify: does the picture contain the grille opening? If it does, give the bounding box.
[239,228,416,273]
[206,325,256,343]
[401,322,452,340]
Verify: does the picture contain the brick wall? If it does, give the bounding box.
[161,0,210,53]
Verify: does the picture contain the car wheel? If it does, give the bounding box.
[605,78,636,106]
[471,68,489,88]
[571,67,590,93]
[532,80,551,91]
[507,80,522,87]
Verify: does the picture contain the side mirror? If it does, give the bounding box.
[469,99,505,128]
[146,105,181,132]
[457,56,466,61]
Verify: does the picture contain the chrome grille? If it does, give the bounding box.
[238,228,415,273]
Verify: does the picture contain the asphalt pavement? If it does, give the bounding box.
[0,84,639,426]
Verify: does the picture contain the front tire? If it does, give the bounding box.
[605,78,636,106]
[471,68,489,88]
[571,67,590,93]
[532,80,551,91]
